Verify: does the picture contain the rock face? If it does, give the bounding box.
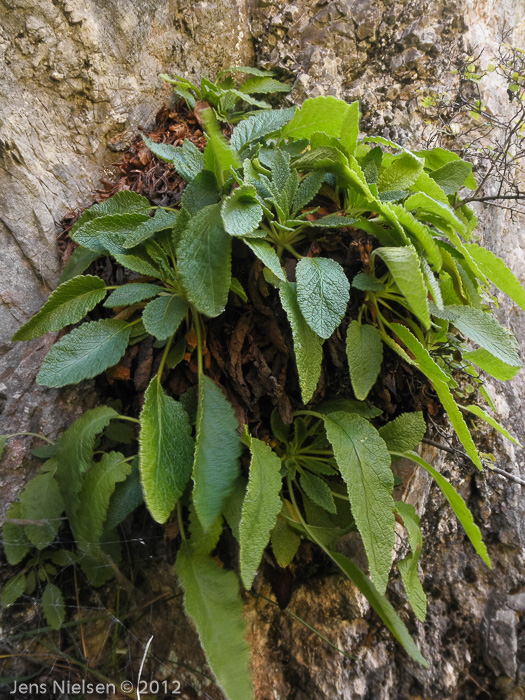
[0,1,524,698]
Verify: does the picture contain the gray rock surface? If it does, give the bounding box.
[0,1,524,698]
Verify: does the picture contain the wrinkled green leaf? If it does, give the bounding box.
[464,242,525,311]
[378,152,424,192]
[42,583,65,630]
[176,543,254,700]
[239,437,283,588]
[323,412,395,593]
[37,319,131,388]
[193,375,242,530]
[373,247,430,329]
[296,257,350,339]
[178,204,232,318]
[221,185,263,237]
[395,501,426,621]
[143,135,204,182]
[281,96,355,141]
[202,109,240,186]
[430,160,474,194]
[346,321,383,400]
[72,213,151,253]
[299,471,336,514]
[124,208,179,248]
[104,283,161,308]
[13,276,107,341]
[3,502,31,565]
[463,347,521,381]
[279,281,323,403]
[59,247,100,284]
[142,294,188,341]
[139,378,194,523]
[463,404,522,446]
[271,513,301,567]
[231,108,296,153]
[378,412,426,454]
[19,472,64,550]
[2,574,26,608]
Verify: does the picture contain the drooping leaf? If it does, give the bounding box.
[373,247,430,329]
[41,583,65,630]
[388,204,442,272]
[430,304,521,367]
[13,276,107,341]
[72,213,151,253]
[395,501,427,622]
[346,321,383,400]
[326,550,428,666]
[142,295,188,341]
[398,451,491,568]
[389,323,451,384]
[405,192,466,234]
[19,472,64,549]
[280,96,355,141]
[279,281,323,403]
[193,375,242,530]
[143,135,204,182]
[231,108,296,153]
[221,185,263,237]
[239,437,283,588]
[123,208,179,248]
[463,347,521,381]
[464,242,525,311]
[103,463,143,532]
[296,257,350,339]
[3,502,31,565]
[202,109,240,186]
[37,319,131,387]
[378,412,426,454]
[271,513,301,568]
[463,404,522,446]
[323,412,395,593]
[139,378,194,524]
[104,283,161,308]
[378,152,424,192]
[242,240,286,282]
[178,204,232,318]
[176,543,254,700]
[2,574,26,608]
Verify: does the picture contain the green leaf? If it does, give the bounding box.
[55,406,119,518]
[112,252,164,279]
[123,208,179,248]
[299,471,336,514]
[193,375,242,530]
[395,501,426,622]
[306,214,358,228]
[178,204,232,318]
[221,185,263,237]
[430,304,521,367]
[463,347,521,381]
[326,550,428,666]
[378,412,426,453]
[37,319,131,388]
[339,100,361,157]
[239,76,292,94]
[3,502,31,565]
[221,65,275,77]
[19,473,64,549]
[139,378,194,524]
[104,283,161,308]
[378,152,424,192]
[142,295,188,341]
[103,463,143,532]
[239,437,283,588]
[202,109,240,186]
[372,247,430,329]
[388,204,442,272]
[73,451,131,582]
[59,247,100,284]
[2,574,26,608]
[176,543,254,700]
[281,96,355,141]
[464,242,525,311]
[271,512,301,567]
[389,323,450,384]
[243,238,287,282]
[292,170,326,214]
[463,404,522,446]
[346,321,383,400]
[13,276,107,341]
[296,257,350,339]
[279,282,323,403]
[398,451,491,568]
[352,272,385,292]
[430,160,474,194]
[323,412,395,593]
[230,277,248,302]
[71,213,151,253]
[143,135,204,182]
[231,108,296,153]
[405,192,466,234]
[41,583,65,630]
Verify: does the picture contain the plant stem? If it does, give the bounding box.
[177,502,187,541]
[6,432,55,444]
[194,312,204,377]
[116,415,140,424]
[157,333,175,382]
